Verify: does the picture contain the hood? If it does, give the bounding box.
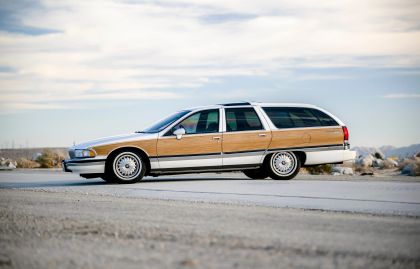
[71,132,158,150]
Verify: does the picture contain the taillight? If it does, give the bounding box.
[342,126,349,141]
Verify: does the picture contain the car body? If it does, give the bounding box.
[63,102,356,183]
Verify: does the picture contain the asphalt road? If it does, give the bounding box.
[1,170,420,268]
[0,170,420,216]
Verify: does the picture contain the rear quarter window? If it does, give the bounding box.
[262,107,338,128]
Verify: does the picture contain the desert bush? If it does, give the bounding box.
[36,149,66,168]
[399,157,420,176]
[306,164,333,175]
[16,158,40,168]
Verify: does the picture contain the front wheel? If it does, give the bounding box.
[105,151,146,184]
[268,151,300,180]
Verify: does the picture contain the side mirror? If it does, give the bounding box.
[173,128,186,140]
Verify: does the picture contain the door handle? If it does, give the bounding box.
[258,133,267,137]
[213,136,221,140]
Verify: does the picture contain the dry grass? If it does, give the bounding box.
[305,164,333,175]
[16,158,40,169]
[399,157,420,176]
[36,149,66,168]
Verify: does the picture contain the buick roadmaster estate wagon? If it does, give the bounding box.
[63,102,356,183]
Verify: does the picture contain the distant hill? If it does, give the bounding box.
[353,144,420,158]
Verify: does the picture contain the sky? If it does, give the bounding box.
[0,0,419,148]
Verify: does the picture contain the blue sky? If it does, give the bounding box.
[0,0,419,148]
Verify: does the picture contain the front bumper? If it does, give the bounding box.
[62,159,106,174]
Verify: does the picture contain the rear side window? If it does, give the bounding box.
[311,109,339,126]
[225,107,263,132]
[262,107,338,129]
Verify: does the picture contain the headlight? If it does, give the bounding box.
[74,149,96,158]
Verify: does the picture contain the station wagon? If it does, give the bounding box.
[63,102,356,183]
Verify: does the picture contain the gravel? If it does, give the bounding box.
[1,189,420,269]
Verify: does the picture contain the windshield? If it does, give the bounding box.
[140,110,191,133]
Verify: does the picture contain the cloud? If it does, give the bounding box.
[382,93,420,99]
[0,0,420,112]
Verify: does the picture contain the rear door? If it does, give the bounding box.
[222,107,272,167]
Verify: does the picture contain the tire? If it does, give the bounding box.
[105,150,146,184]
[243,168,269,179]
[268,151,300,180]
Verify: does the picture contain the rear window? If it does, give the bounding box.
[262,107,338,129]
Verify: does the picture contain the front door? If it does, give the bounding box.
[157,109,222,169]
[222,107,272,167]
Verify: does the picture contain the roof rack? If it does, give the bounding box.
[219,102,251,106]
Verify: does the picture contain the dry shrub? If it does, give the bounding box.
[16,158,40,168]
[36,149,66,168]
[399,157,420,176]
[306,164,333,175]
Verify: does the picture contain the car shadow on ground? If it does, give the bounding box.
[0,176,249,189]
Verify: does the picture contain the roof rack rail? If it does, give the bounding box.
[219,102,251,106]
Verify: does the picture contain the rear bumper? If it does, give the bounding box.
[62,159,106,174]
[304,149,356,165]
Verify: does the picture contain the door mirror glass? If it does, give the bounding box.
[173,127,186,140]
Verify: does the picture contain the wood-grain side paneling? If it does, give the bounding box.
[269,127,343,149]
[222,131,272,153]
[93,139,158,157]
[157,134,222,156]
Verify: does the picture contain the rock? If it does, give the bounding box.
[372,159,383,168]
[0,157,5,166]
[7,162,16,169]
[32,153,42,161]
[332,167,354,175]
[401,163,420,176]
[374,152,385,160]
[357,155,374,167]
[382,158,398,169]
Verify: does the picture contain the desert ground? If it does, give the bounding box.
[1,170,419,269]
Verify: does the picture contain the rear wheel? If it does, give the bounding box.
[101,175,116,183]
[105,150,146,184]
[268,151,300,180]
[243,168,269,179]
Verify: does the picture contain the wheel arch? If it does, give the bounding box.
[263,150,306,165]
[106,146,151,176]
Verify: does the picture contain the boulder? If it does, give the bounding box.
[357,155,374,168]
[7,162,16,169]
[401,163,420,176]
[332,166,354,175]
[382,158,398,169]
[372,159,384,168]
[374,151,385,160]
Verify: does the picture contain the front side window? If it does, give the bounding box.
[225,107,263,132]
[168,109,220,135]
[262,107,338,129]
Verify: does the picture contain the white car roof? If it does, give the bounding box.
[185,102,319,110]
[184,102,345,126]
